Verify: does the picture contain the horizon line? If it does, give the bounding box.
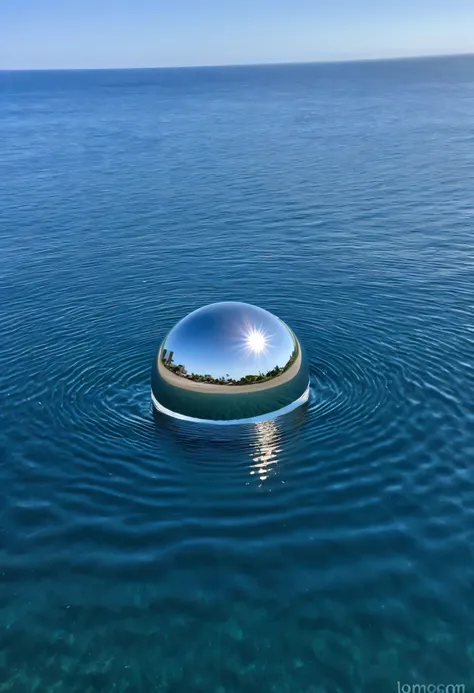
[1,50,473,73]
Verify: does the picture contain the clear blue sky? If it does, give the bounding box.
[1,0,473,70]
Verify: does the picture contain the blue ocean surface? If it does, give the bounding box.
[1,56,474,692]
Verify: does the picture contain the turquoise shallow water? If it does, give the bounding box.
[1,56,474,692]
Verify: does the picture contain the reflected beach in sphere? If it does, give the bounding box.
[151,302,309,423]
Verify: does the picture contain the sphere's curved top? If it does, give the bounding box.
[159,301,298,387]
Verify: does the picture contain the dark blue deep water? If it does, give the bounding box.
[1,56,474,692]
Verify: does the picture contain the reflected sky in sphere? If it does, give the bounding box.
[161,302,297,381]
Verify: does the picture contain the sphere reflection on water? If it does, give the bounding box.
[151,301,309,423]
[250,420,281,481]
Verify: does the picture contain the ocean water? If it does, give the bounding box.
[1,56,474,692]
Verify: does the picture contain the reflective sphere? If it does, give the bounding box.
[151,302,309,423]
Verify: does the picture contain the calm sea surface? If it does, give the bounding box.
[1,56,474,692]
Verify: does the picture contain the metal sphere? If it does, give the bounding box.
[151,301,309,424]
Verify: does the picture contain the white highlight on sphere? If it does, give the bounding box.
[245,326,268,354]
